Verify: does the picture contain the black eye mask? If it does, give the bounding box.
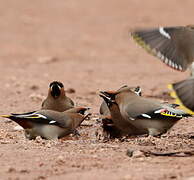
[49,81,64,88]
[51,84,61,98]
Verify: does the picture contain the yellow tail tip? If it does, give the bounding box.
[167,84,173,90]
[1,115,10,118]
[170,91,177,98]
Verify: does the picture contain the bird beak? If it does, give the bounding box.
[79,107,91,115]
[99,93,113,106]
[134,86,142,96]
[99,91,116,100]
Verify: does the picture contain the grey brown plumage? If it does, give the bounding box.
[99,85,142,116]
[100,93,144,136]
[1,107,89,140]
[42,81,74,112]
[99,85,142,138]
[101,116,125,138]
[131,25,194,71]
[100,87,190,136]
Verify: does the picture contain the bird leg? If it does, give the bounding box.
[71,129,81,137]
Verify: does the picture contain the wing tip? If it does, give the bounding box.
[131,31,186,72]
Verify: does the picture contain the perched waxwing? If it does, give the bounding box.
[168,64,194,114]
[99,85,142,138]
[131,25,194,71]
[100,93,144,137]
[100,86,190,136]
[1,107,89,140]
[42,81,74,112]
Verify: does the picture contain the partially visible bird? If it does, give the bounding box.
[168,63,194,114]
[100,93,143,137]
[131,25,194,114]
[100,86,190,136]
[100,85,142,116]
[101,115,125,138]
[131,25,194,71]
[42,81,74,112]
[1,107,89,140]
[99,85,142,138]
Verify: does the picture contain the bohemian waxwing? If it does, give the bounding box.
[99,85,142,138]
[131,25,194,114]
[100,86,190,136]
[100,85,141,116]
[42,81,74,112]
[131,25,194,71]
[99,90,144,137]
[168,64,194,114]
[1,107,89,140]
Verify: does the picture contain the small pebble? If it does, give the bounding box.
[7,167,16,173]
[66,88,76,94]
[29,93,45,102]
[30,85,39,91]
[126,149,145,158]
[46,142,51,148]
[35,136,43,143]
[56,155,64,163]
[13,125,24,131]
[37,56,59,64]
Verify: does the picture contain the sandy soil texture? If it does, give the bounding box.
[0,0,194,179]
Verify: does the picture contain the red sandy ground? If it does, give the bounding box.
[0,0,194,179]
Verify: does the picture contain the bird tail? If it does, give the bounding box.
[1,115,11,118]
[1,111,44,120]
[168,80,194,115]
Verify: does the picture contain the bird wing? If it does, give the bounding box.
[9,111,69,128]
[131,26,194,71]
[122,98,188,121]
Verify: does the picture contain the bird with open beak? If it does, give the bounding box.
[42,81,74,112]
[1,107,90,140]
[100,86,190,136]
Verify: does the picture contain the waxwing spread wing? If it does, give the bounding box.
[131,26,194,71]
